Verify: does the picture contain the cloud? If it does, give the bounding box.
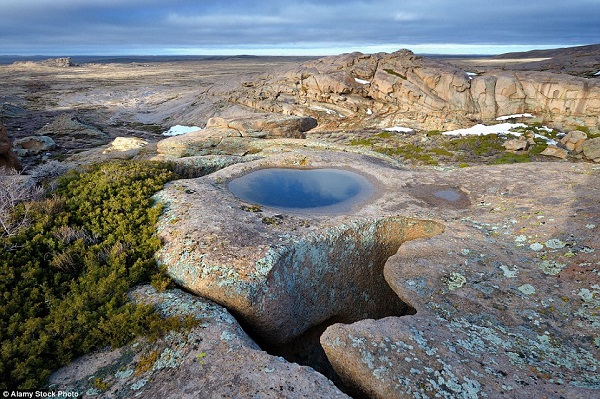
[0,0,597,55]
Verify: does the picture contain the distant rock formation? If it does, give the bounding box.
[12,57,77,68]
[0,121,21,170]
[227,50,600,132]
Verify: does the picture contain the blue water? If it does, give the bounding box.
[228,168,374,213]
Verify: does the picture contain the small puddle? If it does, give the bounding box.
[433,189,462,202]
[228,168,374,214]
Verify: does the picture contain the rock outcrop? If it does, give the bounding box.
[50,285,348,398]
[12,135,56,155]
[36,113,110,150]
[226,50,600,132]
[206,113,317,138]
[155,151,599,398]
[0,121,21,170]
[583,137,600,162]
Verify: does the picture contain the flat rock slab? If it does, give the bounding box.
[156,150,599,397]
[49,285,348,398]
[321,162,600,398]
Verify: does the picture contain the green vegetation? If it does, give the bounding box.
[383,69,407,80]
[0,161,192,389]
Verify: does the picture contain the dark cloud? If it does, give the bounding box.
[0,0,597,54]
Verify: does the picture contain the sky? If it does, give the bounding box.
[1,0,598,56]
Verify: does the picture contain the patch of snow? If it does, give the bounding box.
[496,113,534,121]
[385,126,414,133]
[533,134,557,146]
[366,108,373,115]
[442,123,527,136]
[354,77,370,85]
[594,71,600,76]
[466,72,478,80]
[162,125,202,136]
[309,106,336,115]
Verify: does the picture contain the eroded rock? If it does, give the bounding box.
[227,50,600,132]
[13,135,56,155]
[320,162,600,398]
[36,113,110,150]
[206,113,317,138]
[583,137,600,162]
[49,285,348,398]
[154,152,598,398]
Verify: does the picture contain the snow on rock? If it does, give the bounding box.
[442,123,527,136]
[496,113,534,121]
[384,126,414,133]
[162,125,202,136]
[443,122,558,145]
[354,78,370,85]
[594,71,600,76]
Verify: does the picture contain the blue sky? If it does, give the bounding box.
[1,0,598,55]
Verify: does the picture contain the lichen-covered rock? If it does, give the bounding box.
[155,151,446,344]
[49,285,349,398]
[321,162,600,399]
[583,137,600,162]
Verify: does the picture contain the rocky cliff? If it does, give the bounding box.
[226,50,600,132]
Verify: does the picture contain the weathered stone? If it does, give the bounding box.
[206,113,317,138]
[503,137,528,152]
[561,130,588,153]
[36,113,110,150]
[155,151,445,344]
[49,285,348,398]
[102,136,148,154]
[582,137,600,162]
[540,144,568,159]
[318,161,600,399]
[156,128,245,157]
[226,50,600,132]
[0,121,21,169]
[154,154,599,398]
[13,135,56,155]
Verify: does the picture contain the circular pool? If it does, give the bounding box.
[228,168,374,213]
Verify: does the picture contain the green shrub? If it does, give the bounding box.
[0,161,187,389]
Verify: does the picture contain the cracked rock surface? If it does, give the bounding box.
[156,150,599,398]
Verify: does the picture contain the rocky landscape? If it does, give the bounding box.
[1,45,599,398]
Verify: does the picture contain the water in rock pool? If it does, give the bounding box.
[228,168,374,213]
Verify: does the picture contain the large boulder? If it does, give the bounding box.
[13,135,56,155]
[206,113,317,138]
[36,113,110,150]
[0,121,21,170]
[582,137,600,162]
[560,130,588,153]
[156,128,250,157]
